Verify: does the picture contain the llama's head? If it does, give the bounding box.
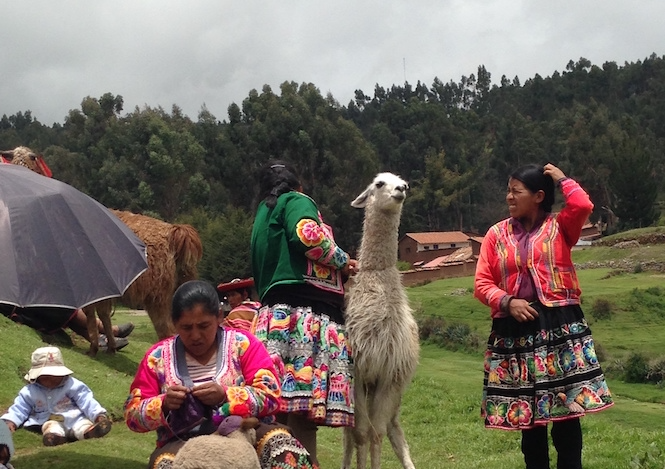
[351,172,408,212]
[0,146,52,177]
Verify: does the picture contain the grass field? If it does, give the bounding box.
[2,257,665,467]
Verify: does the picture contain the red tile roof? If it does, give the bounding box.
[402,231,470,244]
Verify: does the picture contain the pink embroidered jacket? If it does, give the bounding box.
[124,328,280,447]
[474,178,593,318]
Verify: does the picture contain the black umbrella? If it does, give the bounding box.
[0,164,148,309]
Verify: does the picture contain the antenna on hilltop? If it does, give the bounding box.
[403,57,406,83]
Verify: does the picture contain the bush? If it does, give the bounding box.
[634,263,643,273]
[397,260,412,271]
[624,353,650,383]
[417,316,445,341]
[590,298,613,320]
[646,357,665,384]
[594,342,607,363]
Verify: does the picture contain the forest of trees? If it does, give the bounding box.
[1,54,664,284]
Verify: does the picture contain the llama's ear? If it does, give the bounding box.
[351,188,371,208]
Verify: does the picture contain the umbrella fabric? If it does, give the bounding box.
[0,164,148,309]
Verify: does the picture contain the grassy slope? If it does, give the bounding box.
[2,233,665,468]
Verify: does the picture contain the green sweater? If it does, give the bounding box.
[251,191,349,301]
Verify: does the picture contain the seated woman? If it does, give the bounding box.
[216,278,261,332]
[124,280,316,469]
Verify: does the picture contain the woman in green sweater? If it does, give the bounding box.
[251,160,357,465]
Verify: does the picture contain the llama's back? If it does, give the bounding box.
[346,268,419,387]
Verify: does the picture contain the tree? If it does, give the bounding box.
[608,136,659,229]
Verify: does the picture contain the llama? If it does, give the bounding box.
[173,416,261,469]
[0,146,52,176]
[82,299,115,356]
[342,172,420,469]
[71,211,202,353]
[111,210,202,339]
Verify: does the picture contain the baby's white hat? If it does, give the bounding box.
[24,346,73,381]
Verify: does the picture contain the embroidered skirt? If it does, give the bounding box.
[254,303,354,427]
[481,302,613,430]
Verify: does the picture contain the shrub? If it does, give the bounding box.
[624,353,650,383]
[417,316,445,341]
[634,263,643,273]
[594,342,607,363]
[590,298,613,320]
[397,260,412,271]
[646,357,665,384]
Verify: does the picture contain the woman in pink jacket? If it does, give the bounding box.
[474,163,613,469]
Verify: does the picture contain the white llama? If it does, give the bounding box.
[342,172,420,469]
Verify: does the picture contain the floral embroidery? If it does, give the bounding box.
[296,219,325,247]
[536,394,552,419]
[506,400,532,427]
[313,263,331,278]
[559,348,576,372]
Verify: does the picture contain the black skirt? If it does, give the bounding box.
[481,302,613,430]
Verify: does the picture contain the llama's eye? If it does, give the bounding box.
[375,181,385,188]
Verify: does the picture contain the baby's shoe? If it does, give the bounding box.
[84,415,112,440]
[43,432,67,446]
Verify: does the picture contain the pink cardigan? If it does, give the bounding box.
[124,328,280,447]
[474,178,593,318]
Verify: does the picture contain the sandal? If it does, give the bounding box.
[84,416,112,440]
[43,433,67,446]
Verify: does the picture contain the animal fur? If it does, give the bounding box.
[111,210,202,339]
[82,299,115,356]
[0,146,51,176]
[77,210,202,349]
[343,172,420,469]
[173,417,260,469]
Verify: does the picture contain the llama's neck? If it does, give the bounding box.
[358,203,402,271]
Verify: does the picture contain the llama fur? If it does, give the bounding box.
[1,146,51,176]
[342,172,420,469]
[79,207,203,351]
[110,209,203,339]
[172,417,260,469]
[82,299,115,356]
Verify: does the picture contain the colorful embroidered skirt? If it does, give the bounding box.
[254,303,354,427]
[482,303,613,430]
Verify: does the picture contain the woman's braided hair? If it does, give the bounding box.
[258,159,302,208]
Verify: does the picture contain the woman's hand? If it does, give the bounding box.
[508,298,539,322]
[342,258,358,277]
[163,384,189,411]
[191,382,227,406]
[543,163,566,184]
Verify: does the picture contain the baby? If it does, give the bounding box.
[1,346,111,447]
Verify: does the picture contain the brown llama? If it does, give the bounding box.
[111,210,203,340]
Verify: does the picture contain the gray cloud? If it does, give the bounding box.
[2,0,664,125]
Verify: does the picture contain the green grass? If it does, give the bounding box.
[2,260,665,468]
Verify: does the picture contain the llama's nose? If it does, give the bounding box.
[397,185,407,192]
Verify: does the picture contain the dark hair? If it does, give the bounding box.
[172,280,219,323]
[510,164,555,213]
[258,159,301,208]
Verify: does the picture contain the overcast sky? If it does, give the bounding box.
[2,1,664,126]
